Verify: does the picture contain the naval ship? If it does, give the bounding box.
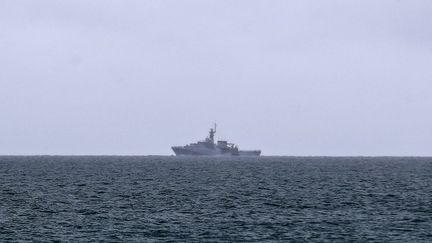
[172,124,261,156]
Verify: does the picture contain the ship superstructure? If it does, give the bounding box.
[172,124,261,156]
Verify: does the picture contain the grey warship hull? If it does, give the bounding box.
[171,124,261,156]
[172,146,236,156]
[172,146,261,156]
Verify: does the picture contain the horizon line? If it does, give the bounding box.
[0,154,431,158]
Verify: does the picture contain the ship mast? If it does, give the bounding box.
[208,123,216,144]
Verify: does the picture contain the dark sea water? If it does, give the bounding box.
[1,156,432,242]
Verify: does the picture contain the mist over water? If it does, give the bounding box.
[1,1,432,156]
[1,156,431,242]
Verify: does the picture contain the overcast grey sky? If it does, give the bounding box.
[1,0,431,155]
